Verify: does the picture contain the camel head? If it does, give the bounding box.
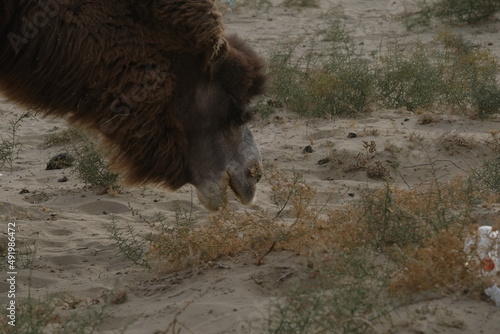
[183,35,266,210]
[0,1,266,211]
[187,81,262,211]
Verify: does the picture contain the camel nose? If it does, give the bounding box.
[247,162,262,183]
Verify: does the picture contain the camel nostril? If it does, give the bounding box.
[247,165,262,183]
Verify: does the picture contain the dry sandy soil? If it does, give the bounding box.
[1,0,500,333]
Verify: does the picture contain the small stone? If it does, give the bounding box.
[318,157,331,165]
[303,145,314,153]
[347,132,357,138]
[46,153,74,170]
[19,188,30,194]
[58,176,68,182]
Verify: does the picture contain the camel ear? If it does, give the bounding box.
[213,34,267,101]
[207,36,229,78]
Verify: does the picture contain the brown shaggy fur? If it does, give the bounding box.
[0,0,266,191]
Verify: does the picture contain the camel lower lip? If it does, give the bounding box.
[195,174,257,211]
[228,180,255,205]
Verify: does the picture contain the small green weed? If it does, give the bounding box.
[69,135,119,190]
[0,113,27,171]
[474,156,500,193]
[106,217,151,269]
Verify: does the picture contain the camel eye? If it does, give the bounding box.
[228,97,252,127]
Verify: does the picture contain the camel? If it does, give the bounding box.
[0,0,267,210]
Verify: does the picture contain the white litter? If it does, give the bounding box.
[464,226,499,276]
[485,284,500,307]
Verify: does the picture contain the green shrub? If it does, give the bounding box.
[69,136,119,189]
[106,217,151,269]
[376,31,500,116]
[474,156,500,193]
[282,0,320,7]
[376,40,442,111]
[269,20,374,117]
[401,0,500,28]
[433,0,500,24]
[0,113,26,171]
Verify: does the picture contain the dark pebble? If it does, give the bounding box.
[318,157,331,165]
[303,145,314,153]
[58,176,68,182]
[19,188,30,194]
[347,132,357,138]
[46,153,75,170]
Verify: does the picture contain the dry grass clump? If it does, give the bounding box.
[42,126,87,148]
[147,167,329,272]
[105,165,495,332]
[324,176,488,298]
[113,166,488,297]
[353,178,477,251]
[388,227,479,294]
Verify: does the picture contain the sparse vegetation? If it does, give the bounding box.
[474,156,500,194]
[68,134,120,190]
[0,113,27,171]
[270,18,500,118]
[100,158,495,333]
[0,292,125,334]
[147,166,327,272]
[377,30,500,116]
[106,216,152,269]
[42,126,120,189]
[269,20,374,117]
[403,0,500,26]
[282,0,320,8]
[376,40,442,111]
[267,249,395,334]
